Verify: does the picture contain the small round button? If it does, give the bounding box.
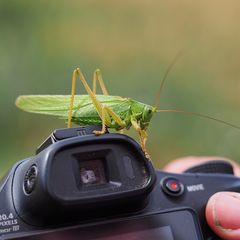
[24,165,38,194]
[161,177,184,196]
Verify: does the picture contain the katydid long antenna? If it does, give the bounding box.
[154,50,184,109]
[156,109,240,130]
[154,51,240,130]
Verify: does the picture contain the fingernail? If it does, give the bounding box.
[213,192,240,230]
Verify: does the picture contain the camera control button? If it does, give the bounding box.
[161,177,184,196]
[24,165,38,195]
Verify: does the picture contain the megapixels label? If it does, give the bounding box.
[0,213,20,234]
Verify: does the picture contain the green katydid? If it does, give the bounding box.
[15,66,240,159]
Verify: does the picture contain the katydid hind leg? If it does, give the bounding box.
[76,68,127,129]
[69,68,125,132]
[93,106,126,135]
[68,68,103,128]
[68,69,78,128]
[68,68,111,128]
[93,106,107,135]
[76,68,111,121]
[92,69,109,95]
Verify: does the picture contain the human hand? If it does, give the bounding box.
[163,156,240,240]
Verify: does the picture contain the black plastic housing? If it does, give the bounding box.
[12,130,156,226]
[0,126,240,240]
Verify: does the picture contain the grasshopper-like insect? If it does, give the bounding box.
[16,66,240,159]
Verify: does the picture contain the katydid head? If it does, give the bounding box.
[140,105,156,129]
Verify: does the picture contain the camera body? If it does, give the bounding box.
[0,126,240,240]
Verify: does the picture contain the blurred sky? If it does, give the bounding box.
[1,0,240,176]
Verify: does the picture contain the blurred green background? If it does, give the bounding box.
[1,0,240,177]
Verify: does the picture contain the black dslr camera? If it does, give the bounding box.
[0,126,240,240]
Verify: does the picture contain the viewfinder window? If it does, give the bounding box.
[79,159,107,186]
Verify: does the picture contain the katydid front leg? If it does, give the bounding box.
[131,118,150,159]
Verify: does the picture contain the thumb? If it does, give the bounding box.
[206,192,240,240]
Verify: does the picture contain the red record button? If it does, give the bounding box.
[168,182,178,190]
[161,177,184,196]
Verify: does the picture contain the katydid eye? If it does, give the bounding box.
[146,108,152,114]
